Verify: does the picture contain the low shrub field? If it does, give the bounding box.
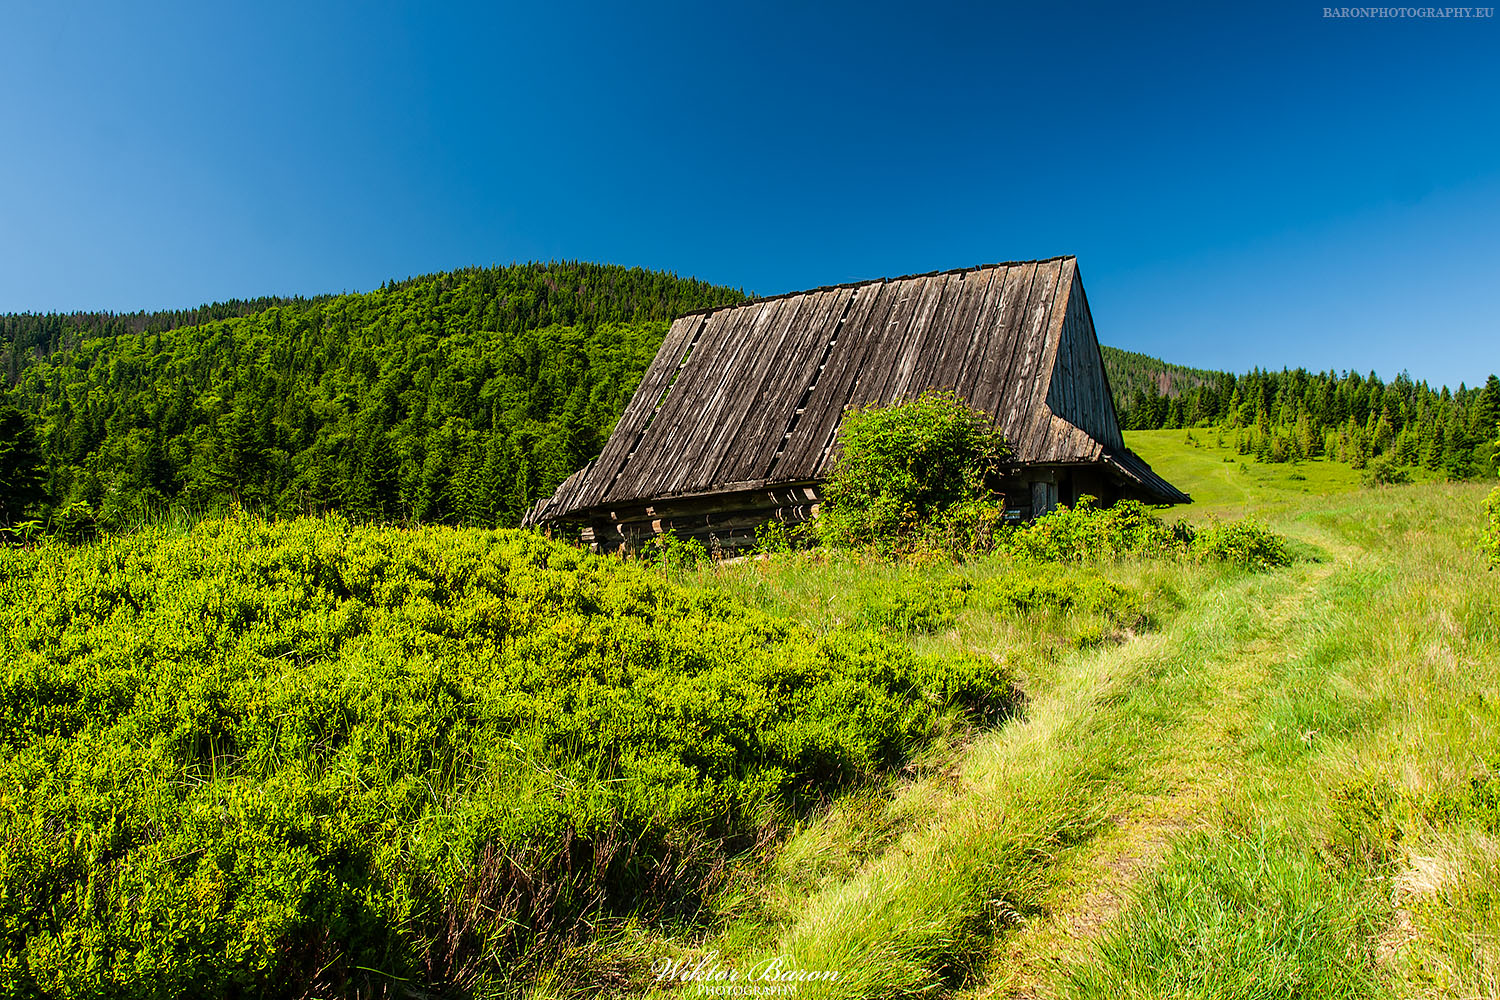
[1006,498,1291,570]
[0,515,1012,998]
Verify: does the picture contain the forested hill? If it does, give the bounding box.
[0,262,746,532]
[1098,345,1222,407]
[1,296,324,382]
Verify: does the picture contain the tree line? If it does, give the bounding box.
[0,262,745,534]
[1120,366,1500,478]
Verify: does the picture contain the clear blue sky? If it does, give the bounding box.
[3,1,1496,388]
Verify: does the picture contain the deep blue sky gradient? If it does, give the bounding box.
[2,1,1497,386]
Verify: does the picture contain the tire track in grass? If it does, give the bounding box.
[676,555,1319,999]
[963,545,1347,999]
[987,525,1398,1000]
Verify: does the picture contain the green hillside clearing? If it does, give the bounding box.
[1127,428,1368,518]
[3,267,1498,998]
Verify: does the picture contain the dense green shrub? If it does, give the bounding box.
[637,531,711,575]
[1004,497,1289,571]
[1007,498,1186,562]
[911,652,1019,724]
[1484,486,1500,565]
[858,575,973,634]
[0,515,1003,997]
[816,391,1011,551]
[922,496,1009,556]
[976,565,1145,623]
[1192,518,1292,570]
[753,517,803,554]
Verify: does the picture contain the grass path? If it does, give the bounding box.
[634,482,1496,1000]
[966,528,1354,998]
[988,485,1500,1000]
[652,546,1325,997]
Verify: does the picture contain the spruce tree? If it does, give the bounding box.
[1423,420,1446,470]
[0,399,46,524]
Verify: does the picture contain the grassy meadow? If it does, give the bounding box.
[2,433,1497,998]
[1127,427,1368,517]
[617,437,1500,999]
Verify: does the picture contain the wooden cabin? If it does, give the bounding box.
[525,255,1189,552]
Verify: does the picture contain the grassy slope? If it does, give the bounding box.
[1128,428,1364,516]
[1126,427,1448,522]
[616,438,1499,1000]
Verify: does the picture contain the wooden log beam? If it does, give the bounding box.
[638,484,821,520]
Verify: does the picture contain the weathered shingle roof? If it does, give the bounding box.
[529,256,1188,523]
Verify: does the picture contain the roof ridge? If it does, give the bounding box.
[672,255,1078,320]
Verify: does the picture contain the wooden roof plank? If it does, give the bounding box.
[891,269,968,398]
[774,280,896,477]
[880,273,951,402]
[810,275,933,473]
[1017,257,1071,454]
[967,260,1037,420]
[1045,270,1117,456]
[757,290,858,479]
[997,258,1063,458]
[604,305,743,502]
[1056,270,1079,430]
[721,287,851,484]
[923,266,996,395]
[584,316,693,477]
[950,264,1013,404]
[803,292,902,476]
[690,289,822,488]
[647,301,772,497]
[847,275,930,408]
[662,296,793,495]
[569,313,703,511]
[841,278,916,411]
[597,313,714,503]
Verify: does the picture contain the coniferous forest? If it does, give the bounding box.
[0,263,746,536]
[1096,345,1220,406]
